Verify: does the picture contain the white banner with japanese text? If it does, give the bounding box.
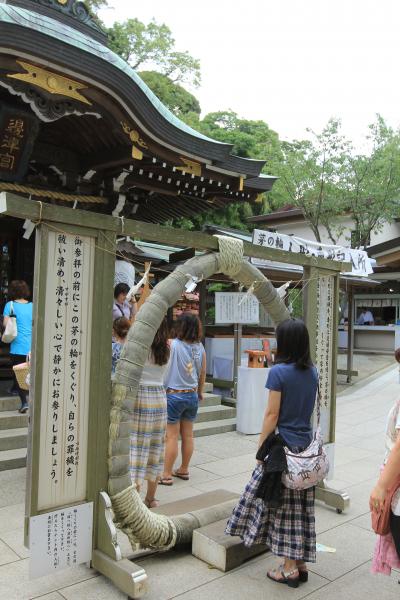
[252,229,373,277]
[38,230,94,511]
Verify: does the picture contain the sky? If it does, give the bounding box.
[98,0,400,146]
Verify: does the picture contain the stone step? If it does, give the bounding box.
[192,518,268,572]
[200,393,221,407]
[196,405,236,424]
[0,447,27,471]
[0,427,28,451]
[152,489,238,517]
[0,411,28,430]
[0,395,20,412]
[204,382,213,393]
[222,397,237,408]
[194,418,236,438]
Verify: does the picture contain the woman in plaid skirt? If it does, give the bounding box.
[226,318,318,588]
[129,318,170,508]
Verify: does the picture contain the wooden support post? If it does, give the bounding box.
[199,280,207,343]
[233,323,242,399]
[346,286,354,384]
[304,266,351,513]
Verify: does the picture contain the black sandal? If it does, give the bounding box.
[267,568,299,588]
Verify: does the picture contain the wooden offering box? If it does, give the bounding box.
[245,350,269,368]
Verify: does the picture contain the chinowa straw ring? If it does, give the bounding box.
[108,236,290,550]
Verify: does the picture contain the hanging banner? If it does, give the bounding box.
[215,292,259,324]
[37,230,95,511]
[252,229,373,277]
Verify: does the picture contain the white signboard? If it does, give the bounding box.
[252,229,373,277]
[215,292,259,324]
[38,231,94,510]
[30,502,93,579]
[315,275,334,442]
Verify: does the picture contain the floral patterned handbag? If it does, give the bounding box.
[281,385,329,490]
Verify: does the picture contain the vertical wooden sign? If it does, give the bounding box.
[314,275,335,443]
[37,230,95,510]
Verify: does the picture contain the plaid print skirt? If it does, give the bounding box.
[130,385,167,485]
[226,464,316,562]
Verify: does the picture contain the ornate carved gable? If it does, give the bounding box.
[8,0,107,43]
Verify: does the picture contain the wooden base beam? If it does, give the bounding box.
[92,550,147,599]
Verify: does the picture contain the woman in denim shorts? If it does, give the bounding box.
[159,314,206,486]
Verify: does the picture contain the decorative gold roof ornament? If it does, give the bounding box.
[121,122,148,160]
[7,61,92,106]
[175,158,201,177]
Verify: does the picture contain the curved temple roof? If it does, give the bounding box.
[0,2,272,184]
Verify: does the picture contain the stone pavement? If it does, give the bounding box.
[0,366,399,599]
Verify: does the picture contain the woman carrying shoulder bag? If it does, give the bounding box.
[226,318,319,588]
[3,280,32,414]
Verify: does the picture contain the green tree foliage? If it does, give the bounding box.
[172,202,255,233]
[272,119,348,243]
[341,115,400,247]
[197,111,280,161]
[139,72,200,118]
[107,18,201,87]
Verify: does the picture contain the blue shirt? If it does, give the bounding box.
[3,301,33,356]
[111,341,123,374]
[266,362,318,449]
[164,339,205,390]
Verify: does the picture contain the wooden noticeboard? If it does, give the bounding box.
[215,292,259,324]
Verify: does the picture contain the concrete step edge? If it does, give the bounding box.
[0,447,27,471]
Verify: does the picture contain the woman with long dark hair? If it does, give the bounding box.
[226,318,318,588]
[130,317,171,508]
[3,280,33,414]
[159,314,206,486]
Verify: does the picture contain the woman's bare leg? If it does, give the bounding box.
[162,422,180,479]
[178,419,194,474]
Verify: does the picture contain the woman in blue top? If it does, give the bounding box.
[3,280,33,414]
[159,314,206,486]
[226,318,318,588]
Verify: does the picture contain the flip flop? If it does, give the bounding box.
[267,568,299,588]
[144,498,160,508]
[158,477,173,486]
[173,471,190,481]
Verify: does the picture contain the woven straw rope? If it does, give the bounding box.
[108,242,290,551]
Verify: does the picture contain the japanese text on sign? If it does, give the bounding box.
[315,276,334,442]
[0,106,39,181]
[0,117,24,172]
[252,229,373,277]
[215,292,260,324]
[29,502,93,579]
[38,230,94,511]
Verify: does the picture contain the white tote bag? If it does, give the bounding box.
[281,385,329,490]
[2,301,17,344]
